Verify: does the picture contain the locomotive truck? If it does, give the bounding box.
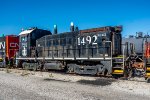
[16,24,124,76]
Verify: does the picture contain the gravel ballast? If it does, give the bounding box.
[0,69,150,100]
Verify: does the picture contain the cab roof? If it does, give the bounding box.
[19,29,35,35]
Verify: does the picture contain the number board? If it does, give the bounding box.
[77,32,107,46]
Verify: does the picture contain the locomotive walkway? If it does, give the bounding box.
[0,68,150,100]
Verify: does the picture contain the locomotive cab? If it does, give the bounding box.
[17,27,52,69]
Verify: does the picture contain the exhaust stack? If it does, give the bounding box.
[70,22,74,32]
[54,25,57,34]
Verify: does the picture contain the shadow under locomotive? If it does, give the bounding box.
[77,78,116,86]
[43,77,116,86]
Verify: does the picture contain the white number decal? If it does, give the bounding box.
[81,37,85,45]
[78,35,97,45]
[86,36,91,44]
[78,38,80,45]
[92,35,97,45]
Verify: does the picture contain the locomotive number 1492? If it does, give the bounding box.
[78,35,98,45]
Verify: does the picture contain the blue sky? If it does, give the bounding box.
[0,0,150,37]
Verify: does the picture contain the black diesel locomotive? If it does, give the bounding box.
[17,24,123,76]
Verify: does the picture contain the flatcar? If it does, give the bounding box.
[17,24,124,76]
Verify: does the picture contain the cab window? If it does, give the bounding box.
[21,37,27,42]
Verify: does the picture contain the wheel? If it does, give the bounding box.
[112,74,118,79]
[147,78,150,83]
[23,62,28,70]
[103,69,108,76]
[66,64,72,73]
[33,66,37,71]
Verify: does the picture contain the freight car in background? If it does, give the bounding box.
[122,32,150,77]
[0,35,19,67]
[17,23,124,76]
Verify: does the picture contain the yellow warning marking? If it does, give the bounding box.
[147,67,150,71]
[113,70,123,73]
[112,73,123,75]
[146,73,150,76]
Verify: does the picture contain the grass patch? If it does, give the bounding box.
[5,66,11,73]
[49,73,54,78]
[21,66,29,76]
[21,70,29,76]
[0,68,4,71]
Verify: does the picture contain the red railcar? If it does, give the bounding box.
[0,35,19,67]
[5,35,19,59]
[145,42,150,79]
[145,42,150,58]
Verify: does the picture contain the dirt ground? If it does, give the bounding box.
[0,68,150,100]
